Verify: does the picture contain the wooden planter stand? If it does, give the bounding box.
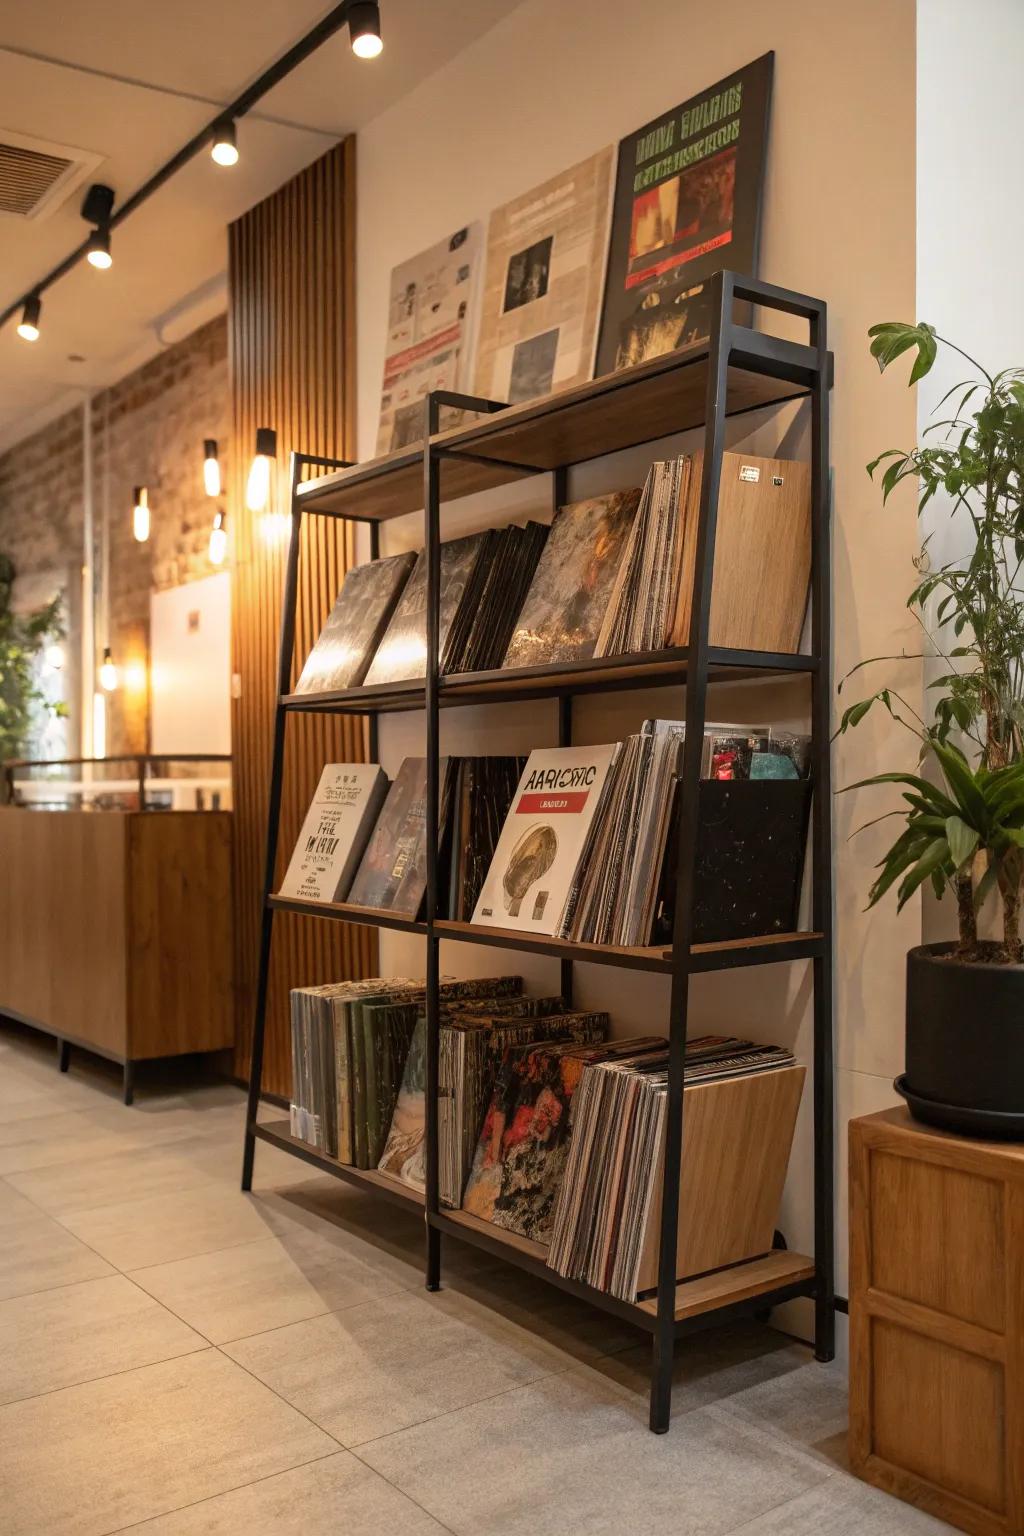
[850,1108,1024,1535]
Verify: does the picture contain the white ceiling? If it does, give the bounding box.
[0,0,522,453]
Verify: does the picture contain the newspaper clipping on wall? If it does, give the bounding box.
[595,54,773,376]
[473,148,615,408]
[375,224,482,456]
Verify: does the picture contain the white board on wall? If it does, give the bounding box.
[150,572,231,756]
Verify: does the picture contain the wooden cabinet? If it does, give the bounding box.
[850,1108,1024,1536]
[0,807,234,1101]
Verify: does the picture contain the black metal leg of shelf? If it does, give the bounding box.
[557,690,573,1006]
[244,454,305,1194]
[123,1059,135,1107]
[809,304,836,1364]
[57,1038,70,1073]
[649,271,733,1435]
[423,405,443,1293]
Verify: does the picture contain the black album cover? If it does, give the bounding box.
[363,533,492,685]
[294,552,418,694]
[347,757,453,915]
[595,54,773,377]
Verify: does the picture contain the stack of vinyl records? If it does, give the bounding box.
[293,552,418,695]
[438,1003,607,1209]
[288,978,420,1161]
[546,1036,796,1301]
[363,524,548,686]
[556,721,811,946]
[595,459,691,657]
[441,756,525,920]
[375,975,527,1187]
[462,1035,664,1244]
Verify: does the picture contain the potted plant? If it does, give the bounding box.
[0,553,66,767]
[839,321,1024,1135]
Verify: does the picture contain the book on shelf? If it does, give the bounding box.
[462,1034,665,1244]
[502,490,642,669]
[471,744,621,936]
[293,552,418,694]
[547,1038,803,1300]
[278,765,389,905]
[594,452,811,659]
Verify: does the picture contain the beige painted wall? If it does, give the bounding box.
[355,0,921,1321]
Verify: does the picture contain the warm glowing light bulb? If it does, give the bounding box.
[352,30,382,57]
[87,228,112,269]
[211,120,239,166]
[17,296,41,342]
[246,454,270,511]
[203,439,221,497]
[209,510,227,565]
[246,428,276,511]
[132,486,150,543]
[44,641,65,671]
[349,2,383,56]
[99,647,119,691]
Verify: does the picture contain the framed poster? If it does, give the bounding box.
[375,224,482,455]
[473,148,615,406]
[595,53,773,377]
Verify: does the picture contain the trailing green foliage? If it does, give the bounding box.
[0,553,66,764]
[840,323,1024,962]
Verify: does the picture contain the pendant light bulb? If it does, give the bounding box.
[349,1,383,57]
[202,438,221,498]
[99,646,119,692]
[211,119,239,167]
[209,510,228,566]
[17,294,41,342]
[87,226,112,270]
[246,427,277,512]
[44,640,65,671]
[132,485,150,543]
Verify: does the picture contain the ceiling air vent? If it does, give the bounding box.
[0,130,103,221]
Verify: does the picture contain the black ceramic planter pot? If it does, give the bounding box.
[896,942,1024,1138]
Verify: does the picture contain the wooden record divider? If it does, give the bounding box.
[241,270,835,1433]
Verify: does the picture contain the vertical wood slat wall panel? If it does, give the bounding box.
[228,140,375,1096]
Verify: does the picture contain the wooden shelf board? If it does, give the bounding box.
[437,921,823,974]
[267,894,427,936]
[296,343,812,522]
[441,1206,550,1264]
[255,1121,424,1209]
[281,647,815,716]
[637,1250,817,1321]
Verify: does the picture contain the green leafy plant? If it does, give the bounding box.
[839,323,1024,962]
[0,553,67,763]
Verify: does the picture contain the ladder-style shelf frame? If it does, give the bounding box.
[241,269,834,1434]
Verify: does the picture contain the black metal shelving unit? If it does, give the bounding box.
[241,269,834,1434]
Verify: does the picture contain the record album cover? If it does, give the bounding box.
[363,533,491,685]
[595,54,773,376]
[278,764,389,905]
[502,490,641,669]
[347,757,451,915]
[294,553,417,694]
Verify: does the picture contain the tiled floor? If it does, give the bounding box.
[0,1022,952,1536]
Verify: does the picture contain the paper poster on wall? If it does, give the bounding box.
[595,53,773,377]
[375,224,482,456]
[473,147,615,407]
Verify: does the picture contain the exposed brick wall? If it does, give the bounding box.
[0,315,229,758]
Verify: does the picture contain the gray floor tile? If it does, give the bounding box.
[358,1367,830,1536]
[589,1321,817,1418]
[727,1473,957,1533]
[224,1284,579,1446]
[0,1108,160,1175]
[57,1184,285,1270]
[0,1205,116,1300]
[112,1450,449,1534]
[6,1145,221,1217]
[713,1348,850,1466]
[128,1226,407,1344]
[0,1348,336,1536]
[0,1272,206,1403]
